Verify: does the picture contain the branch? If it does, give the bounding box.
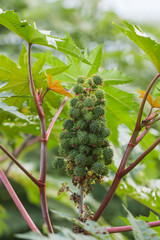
[96,220,160,234]
[0,168,41,235]
[28,44,43,118]
[46,87,73,141]
[93,74,160,222]
[0,144,41,187]
[135,125,151,145]
[120,137,160,177]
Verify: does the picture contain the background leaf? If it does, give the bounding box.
[114,21,160,72]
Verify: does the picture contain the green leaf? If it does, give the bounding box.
[46,65,71,76]
[32,55,46,76]
[114,21,160,72]
[0,91,14,98]
[19,43,28,69]
[86,44,104,77]
[0,9,90,64]
[104,85,138,145]
[0,101,29,121]
[101,69,133,85]
[51,210,112,240]
[124,206,160,240]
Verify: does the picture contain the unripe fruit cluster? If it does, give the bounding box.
[53,74,113,192]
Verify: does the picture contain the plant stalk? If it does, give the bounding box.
[0,168,41,235]
[96,220,160,234]
[0,144,41,187]
[79,185,84,218]
[28,43,54,233]
[93,73,160,221]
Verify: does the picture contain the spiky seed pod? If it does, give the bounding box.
[76,102,85,109]
[103,148,113,163]
[67,130,76,138]
[92,162,104,175]
[79,145,90,155]
[89,120,101,133]
[76,119,87,130]
[88,133,97,146]
[101,165,109,176]
[100,128,110,138]
[69,108,80,119]
[59,74,113,194]
[78,94,84,100]
[73,84,84,94]
[83,112,93,122]
[75,154,86,166]
[101,139,109,148]
[95,89,104,100]
[69,150,79,160]
[59,131,68,140]
[104,157,112,166]
[86,156,95,167]
[69,137,79,147]
[52,158,65,170]
[70,98,78,107]
[93,107,105,118]
[84,98,95,108]
[95,99,106,107]
[74,166,86,178]
[77,77,85,84]
[92,147,102,156]
[63,119,74,130]
[66,169,74,176]
[87,79,93,85]
[92,75,103,85]
[77,131,88,144]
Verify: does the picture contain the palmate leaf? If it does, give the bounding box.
[0,9,90,64]
[113,21,160,72]
[124,207,160,240]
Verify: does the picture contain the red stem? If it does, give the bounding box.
[97,220,160,234]
[0,168,41,235]
[93,73,160,222]
[0,144,41,187]
[46,87,73,140]
[28,43,54,233]
[120,137,160,177]
[0,135,40,163]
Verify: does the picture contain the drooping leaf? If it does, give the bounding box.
[114,21,160,72]
[0,9,90,64]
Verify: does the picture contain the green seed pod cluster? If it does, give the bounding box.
[52,158,65,170]
[56,75,113,193]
